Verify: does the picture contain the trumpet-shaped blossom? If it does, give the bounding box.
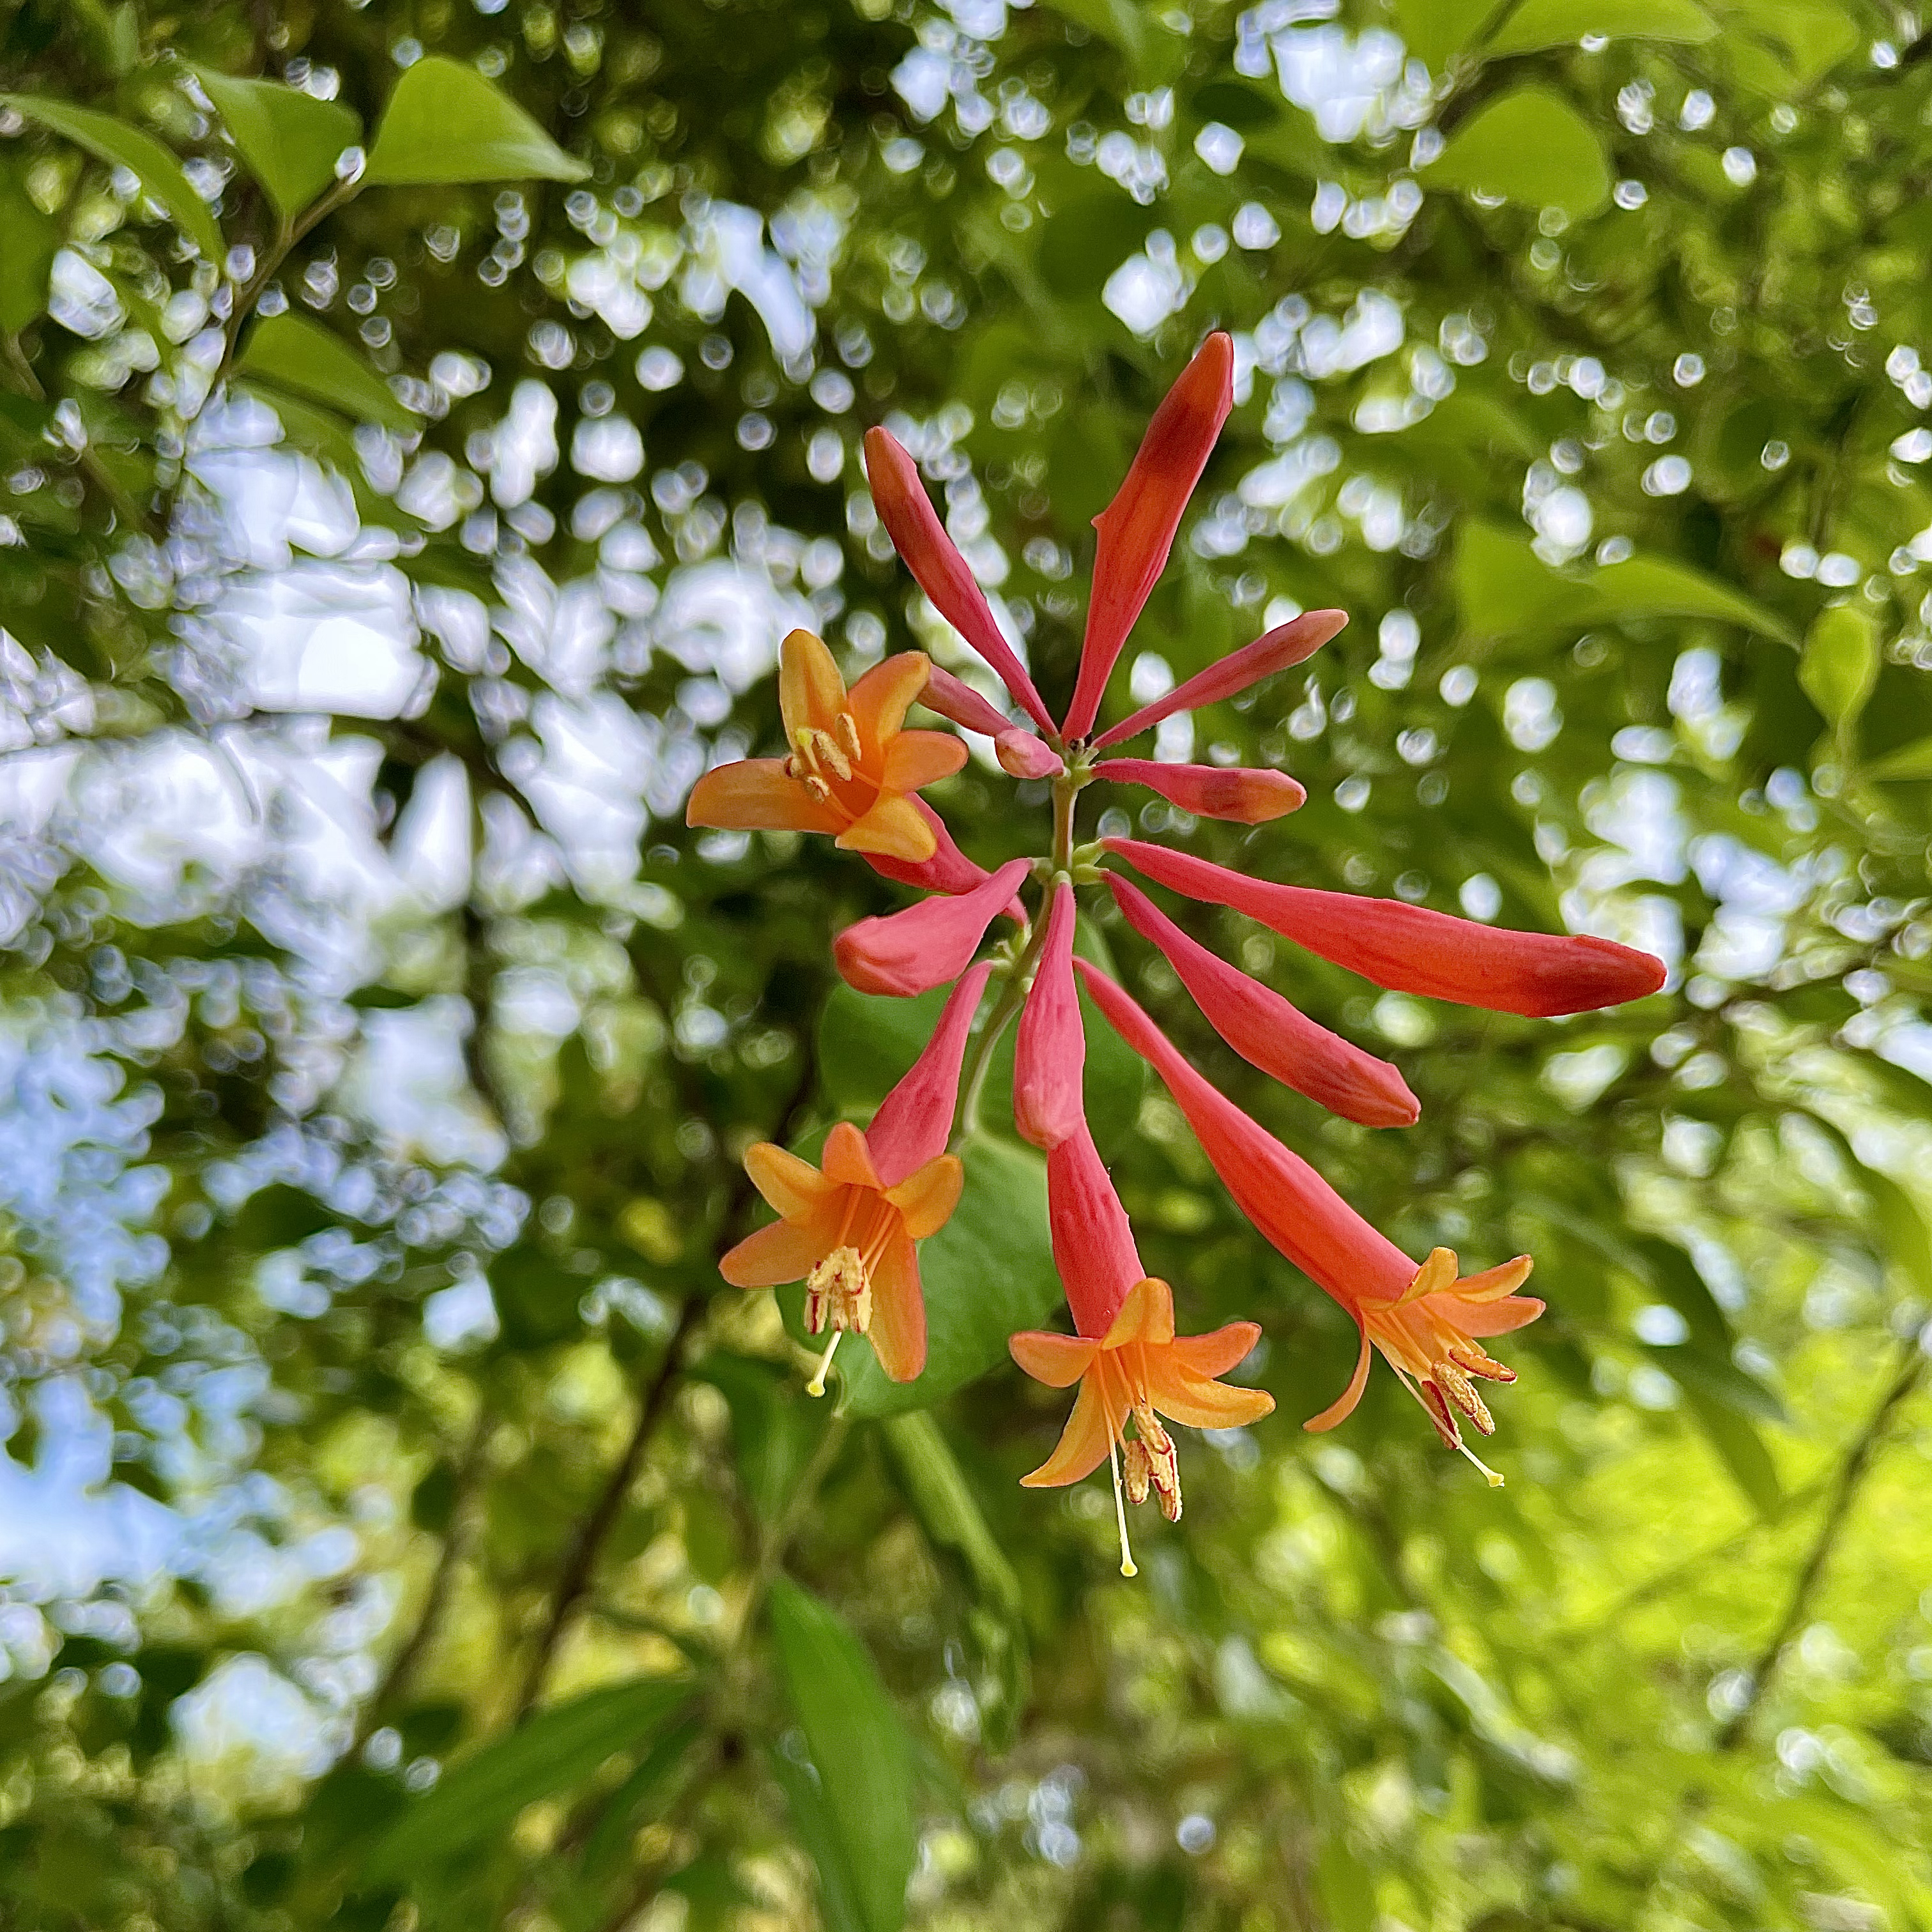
[1106,838,1667,1017]
[687,629,965,861]
[1092,758,1305,825]
[1078,960,1542,1479]
[722,966,988,1389]
[1063,332,1236,738]
[862,427,1055,733]
[1011,1277,1273,1572]
[834,856,1032,997]
[1013,882,1082,1149]
[1106,874,1418,1127]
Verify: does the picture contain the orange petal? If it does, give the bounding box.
[1399,1247,1459,1307]
[882,729,969,792]
[719,1208,839,1289]
[868,1229,927,1381]
[1009,1328,1101,1388]
[1150,1365,1275,1430]
[1455,1255,1535,1303]
[778,629,848,742]
[848,650,931,748]
[1019,1372,1117,1487]
[1169,1320,1261,1381]
[743,1142,839,1219]
[836,793,938,861]
[1451,1294,1545,1338]
[1102,1276,1176,1350]
[820,1120,882,1191]
[884,1152,962,1241]
[1303,1325,1373,1432]
[686,759,843,836]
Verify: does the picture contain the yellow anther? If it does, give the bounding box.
[1122,1438,1151,1506]
[810,728,853,783]
[1436,1359,1495,1436]
[802,774,832,804]
[835,710,862,765]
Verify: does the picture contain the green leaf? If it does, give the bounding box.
[692,1353,826,1521]
[0,160,59,336]
[365,56,590,186]
[768,1749,868,1932]
[767,1580,916,1932]
[784,1133,1060,1420]
[1866,731,1932,781]
[1390,0,1498,70]
[1682,1385,1782,1517]
[1423,87,1611,217]
[1484,0,1719,56]
[0,94,224,264]
[236,312,417,432]
[1453,523,1796,644]
[364,1676,694,1883]
[577,1712,706,1889]
[1798,602,1878,729]
[881,1411,1030,1749]
[189,65,362,222]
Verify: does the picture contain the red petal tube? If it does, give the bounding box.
[863,427,1055,733]
[1063,332,1235,739]
[1076,961,1414,1307]
[997,730,1065,780]
[919,664,1012,737]
[1095,758,1305,824]
[866,962,992,1185]
[1048,1118,1143,1338]
[1092,610,1347,749]
[1013,883,1084,1149]
[1106,875,1418,1127]
[1105,838,1668,1018]
[835,857,1034,997]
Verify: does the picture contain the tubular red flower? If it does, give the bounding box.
[1094,758,1305,824]
[862,798,991,898]
[862,427,1056,733]
[1046,1119,1142,1338]
[1077,960,1541,1468]
[919,664,1013,737]
[997,730,1066,780]
[1063,334,1236,739]
[1105,838,1667,1017]
[834,856,1034,997]
[866,962,992,1184]
[1092,610,1347,749]
[1105,875,1418,1127]
[1013,883,1083,1151]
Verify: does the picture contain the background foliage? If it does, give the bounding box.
[1,0,1930,1927]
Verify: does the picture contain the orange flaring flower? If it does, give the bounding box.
[686,628,966,862]
[1011,1277,1273,1577]
[720,966,986,1389]
[1008,1124,1272,1574]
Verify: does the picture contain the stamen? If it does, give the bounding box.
[806,1328,841,1398]
[1448,1340,1515,1384]
[835,710,862,764]
[1107,1436,1137,1578]
[810,728,853,783]
[1457,1438,1505,1488]
[1122,1438,1151,1506]
[791,728,822,776]
[802,775,832,803]
[1435,1360,1495,1436]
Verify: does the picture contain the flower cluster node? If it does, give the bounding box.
[698,330,1666,1558]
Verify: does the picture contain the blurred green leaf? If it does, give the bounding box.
[0,93,223,262]
[1425,88,1611,217]
[1682,1384,1782,1516]
[693,1353,826,1521]
[189,65,362,220]
[1484,0,1718,56]
[767,1579,916,1932]
[365,56,590,185]
[237,312,417,431]
[1798,603,1879,730]
[365,1677,695,1883]
[0,160,59,336]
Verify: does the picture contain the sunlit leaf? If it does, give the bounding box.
[0,93,224,262]
[236,312,417,431]
[767,1581,916,1932]
[1483,0,1718,56]
[365,56,590,185]
[1424,88,1612,217]
[189,65,362,221]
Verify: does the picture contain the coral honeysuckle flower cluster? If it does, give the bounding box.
[693,332,1666,1573]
